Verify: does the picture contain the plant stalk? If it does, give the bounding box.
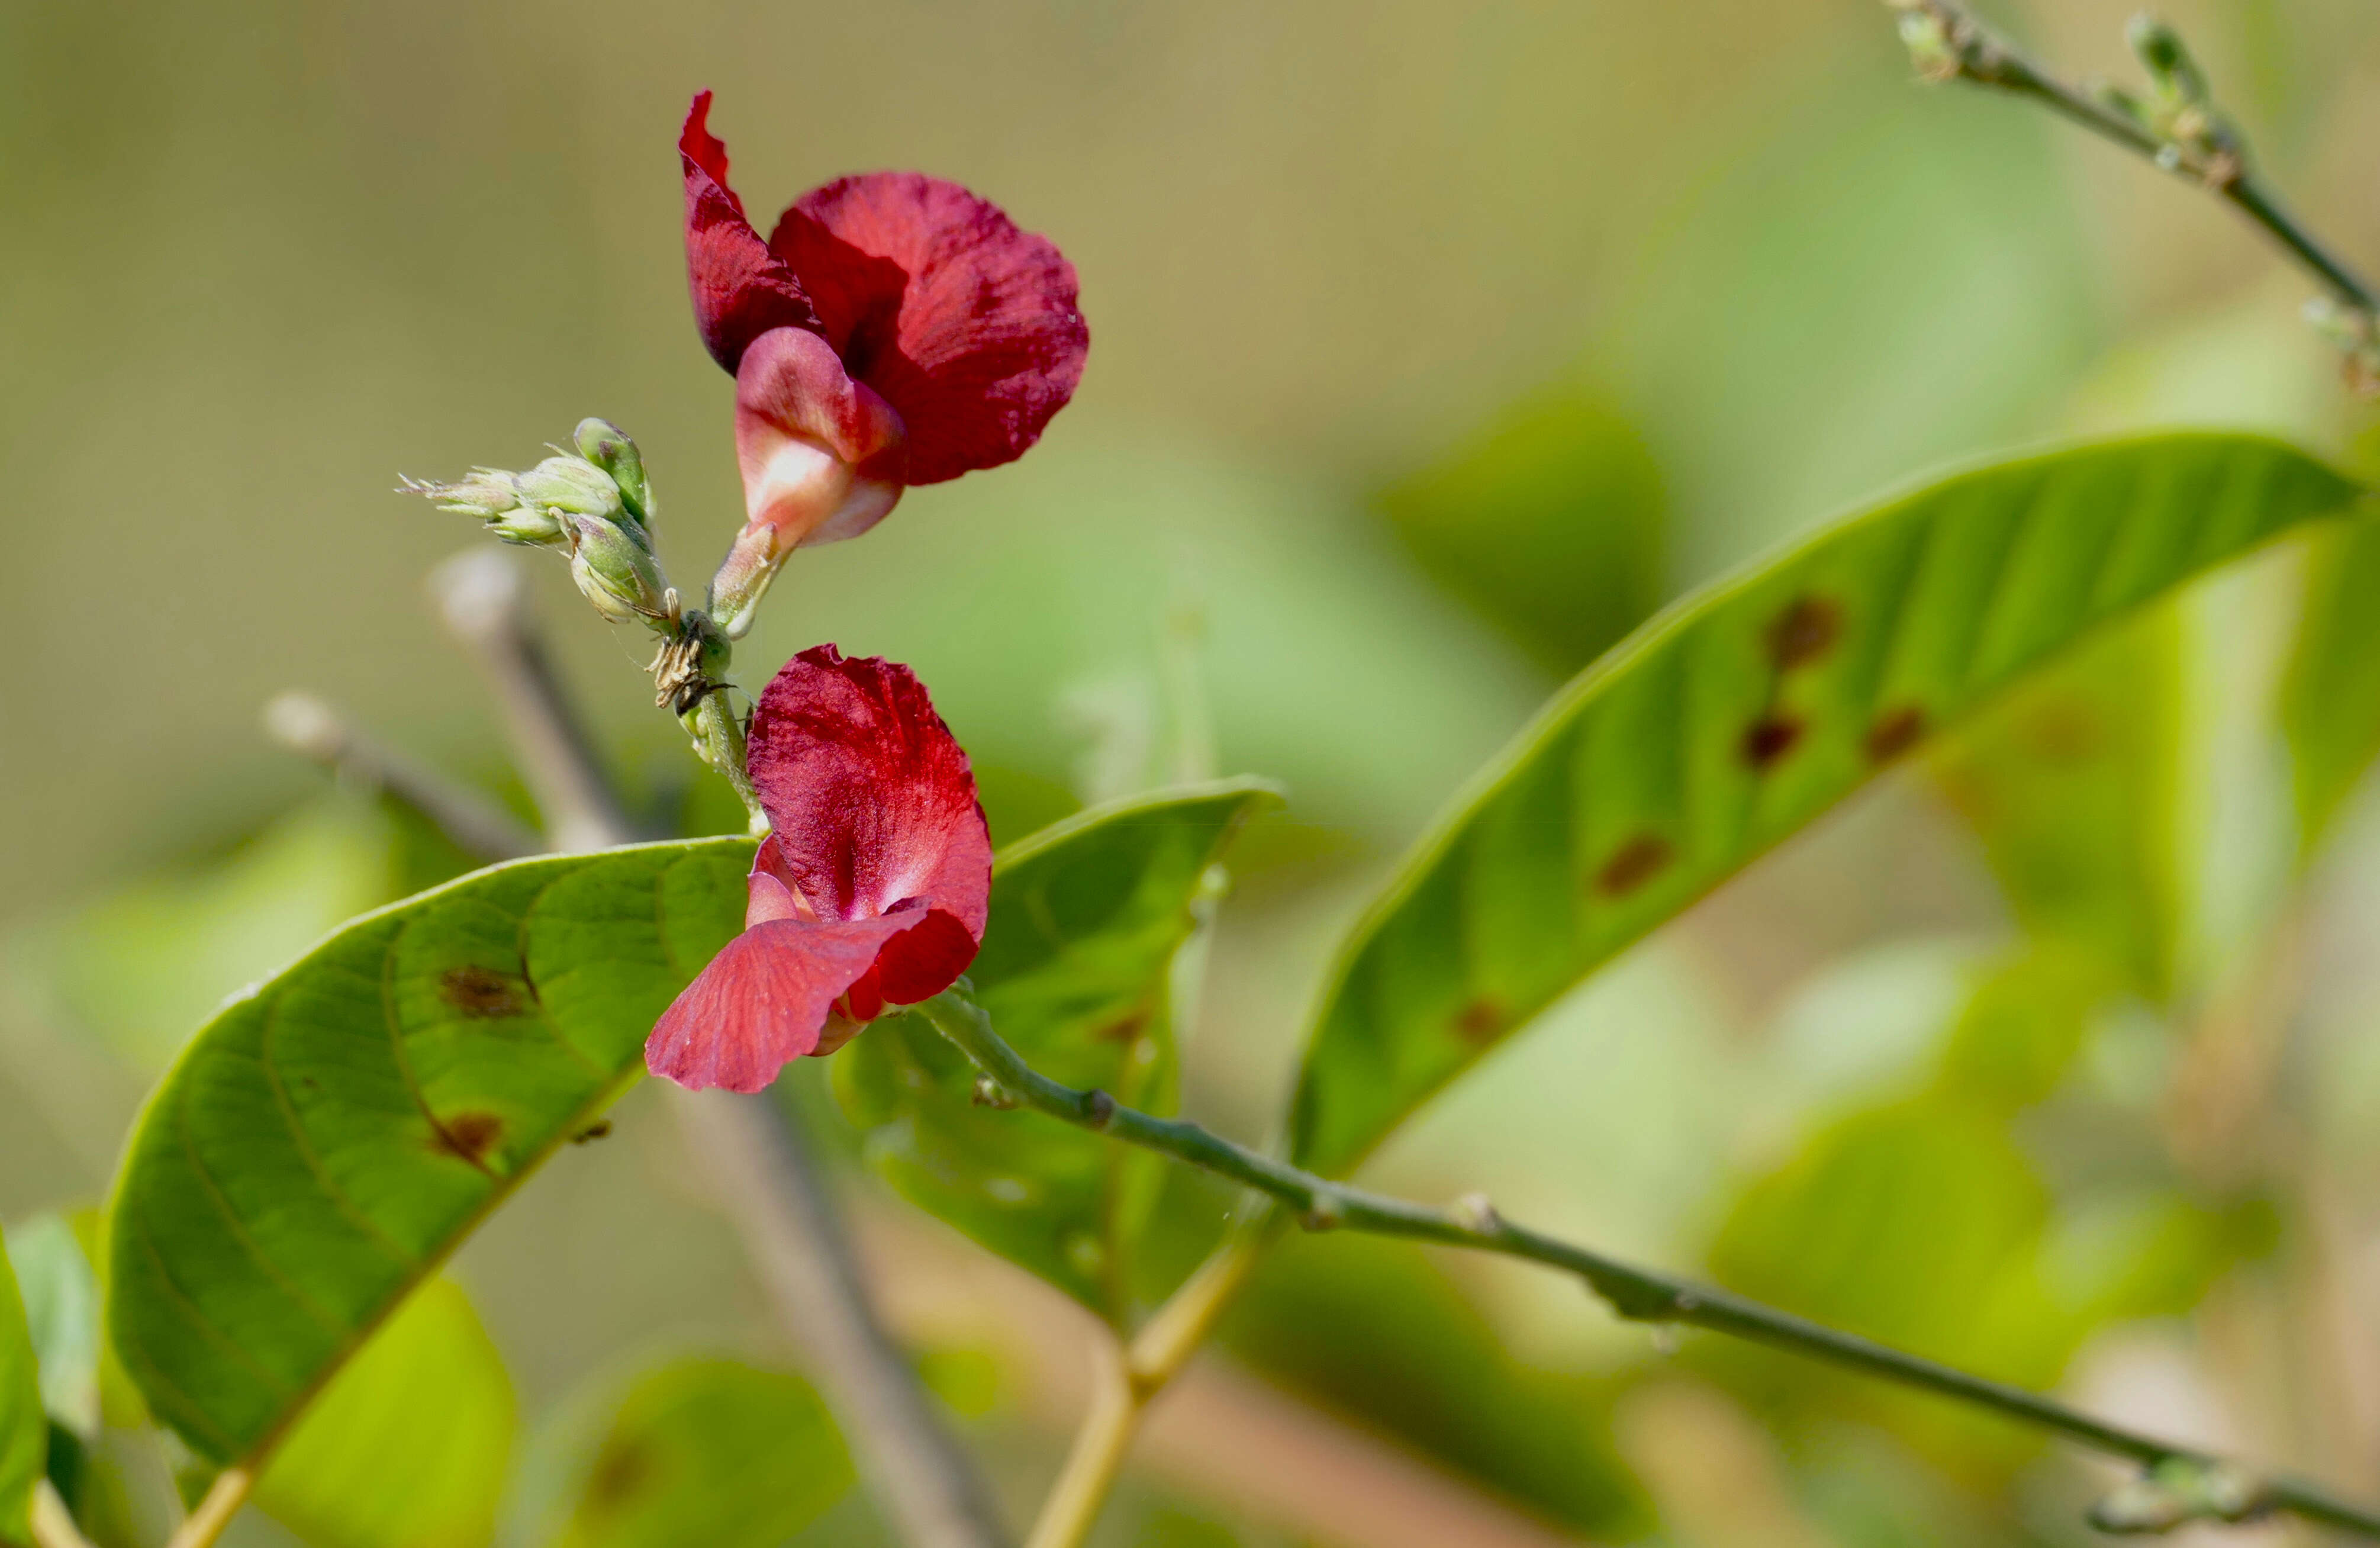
[429,551,1009,1548]
[917,990,2380,1540]
[160,1469,250,1548]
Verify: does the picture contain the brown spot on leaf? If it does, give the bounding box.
[1595,834,1673,897]
[1864,705,1927,764]
[1740,715,1805,771]
[570,1119,613,1145]
[1451,996,1506,1044]
[1093,1008,1151,1044]
[430,1111,504,1167]
[2022,699,2102,764]
[440,964,524,1019]
[584,1438,652,1510]
[1766,595,1843,670]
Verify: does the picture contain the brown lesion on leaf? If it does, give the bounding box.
[1765,594,1844,670]
[429,1109,505,1168]
[1741,714,1805,771]
[1595,833,1673,897]
[584,1438,652,1511]
[1093,1006,1152,1044]
[1864,704,1928,764]
[1451,996,1507,1044]
[439,963,526,1019]
[570,1119,613,1145]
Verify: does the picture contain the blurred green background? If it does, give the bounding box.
[13,0,2380,1543]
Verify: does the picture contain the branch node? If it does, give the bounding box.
[971,1074,1022,1110]
[1300,1192,1345,1232]
[1450,1191,1500,1234]
[1083,1088,1117,1129]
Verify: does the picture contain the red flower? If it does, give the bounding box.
[646,646,993,1092]
[681,91,1088,559]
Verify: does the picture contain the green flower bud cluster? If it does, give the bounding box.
[407,419,675,630]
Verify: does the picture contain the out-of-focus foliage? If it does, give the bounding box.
[837,781,1277,1321]
[1292,435,2361,1177]
[1377,391,1665,675]
[538,1356,851,1548]
[108,841,749,1464]
[5,1216,99,1447]
[255,1278,514,1548]
[0,1228,40,1547]
[2283,519,2380,855]
[1935,610,2185,1000]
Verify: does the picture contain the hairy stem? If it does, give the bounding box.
[428,552,1009,1548]
[918,990,2380,1539]
[1893,0,2377,313]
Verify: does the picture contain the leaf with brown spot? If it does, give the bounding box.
[1293,435,2363,1176]
[1451,997,1506,1044]
[1740,715,1804,771]
[1864,705,1927,764]
[1765,594,1843,669]
[429,1111,504,1167]
[439,963,526,1019]
[1595,834,1674,897]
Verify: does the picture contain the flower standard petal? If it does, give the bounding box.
[746,646,993,942]
[769,173,1088,485]
[680,91,823,372]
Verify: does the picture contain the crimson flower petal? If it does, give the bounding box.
[747,645,993,946]
[646,910,920,1092]
[769,174,1088,485]
[681,91,822,372]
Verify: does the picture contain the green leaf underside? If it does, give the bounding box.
[107,839,752,1465]
[1290,434,2364,1176]
[0,1230,41,1547]
[837,780,1281,1319]
[255,1278,513,1548]
[552,1356,850,1548]
[6,1217,101,1443]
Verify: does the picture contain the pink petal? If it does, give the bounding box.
[646,912,916,1092]
[746,646,993,945]
[681,92,823,372]
[733,326,909,549]
[769,173,1088,485]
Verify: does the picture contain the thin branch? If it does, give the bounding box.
[160,1468,250,1548]
[1889,1,2379,316]
[262,691,540,862]
[426,553,1009,1548]
[29,1481,98,1548]
[917,990,2380,1540]
[427,550,643,853]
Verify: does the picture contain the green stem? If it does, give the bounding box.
[1900,0,2378,313]
[916,990,2380,1539]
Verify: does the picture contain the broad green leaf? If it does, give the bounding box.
[549,1356,850,1548]
[255,1278,512,1548]
[107,838,751,1466]
[0,1232,39,1548]
[1379,390,1666,674]
[4,1218,99,1441]
[1934,609,2185,999]
[2282,519,2380,854]
[1291,435,2363,1176]
[836,780,1280,1320]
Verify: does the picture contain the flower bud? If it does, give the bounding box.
[2128,17,2208,104]
[567,513,672,626]
[407,468,572,548]
[574,418,656,527]
[517,455,628,523]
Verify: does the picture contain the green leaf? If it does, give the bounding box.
[107,838,751,1467]
[1379,390,1666,674]
[836,780,1280,1319]
[1933,609,2185,999]
[2282,519,2380,855]
[548,1356,851,1548]
[255,1279,513,1548]
[1290,435,2363,1176]
[4,1217,99,1441]
[0,1230,41,1548]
